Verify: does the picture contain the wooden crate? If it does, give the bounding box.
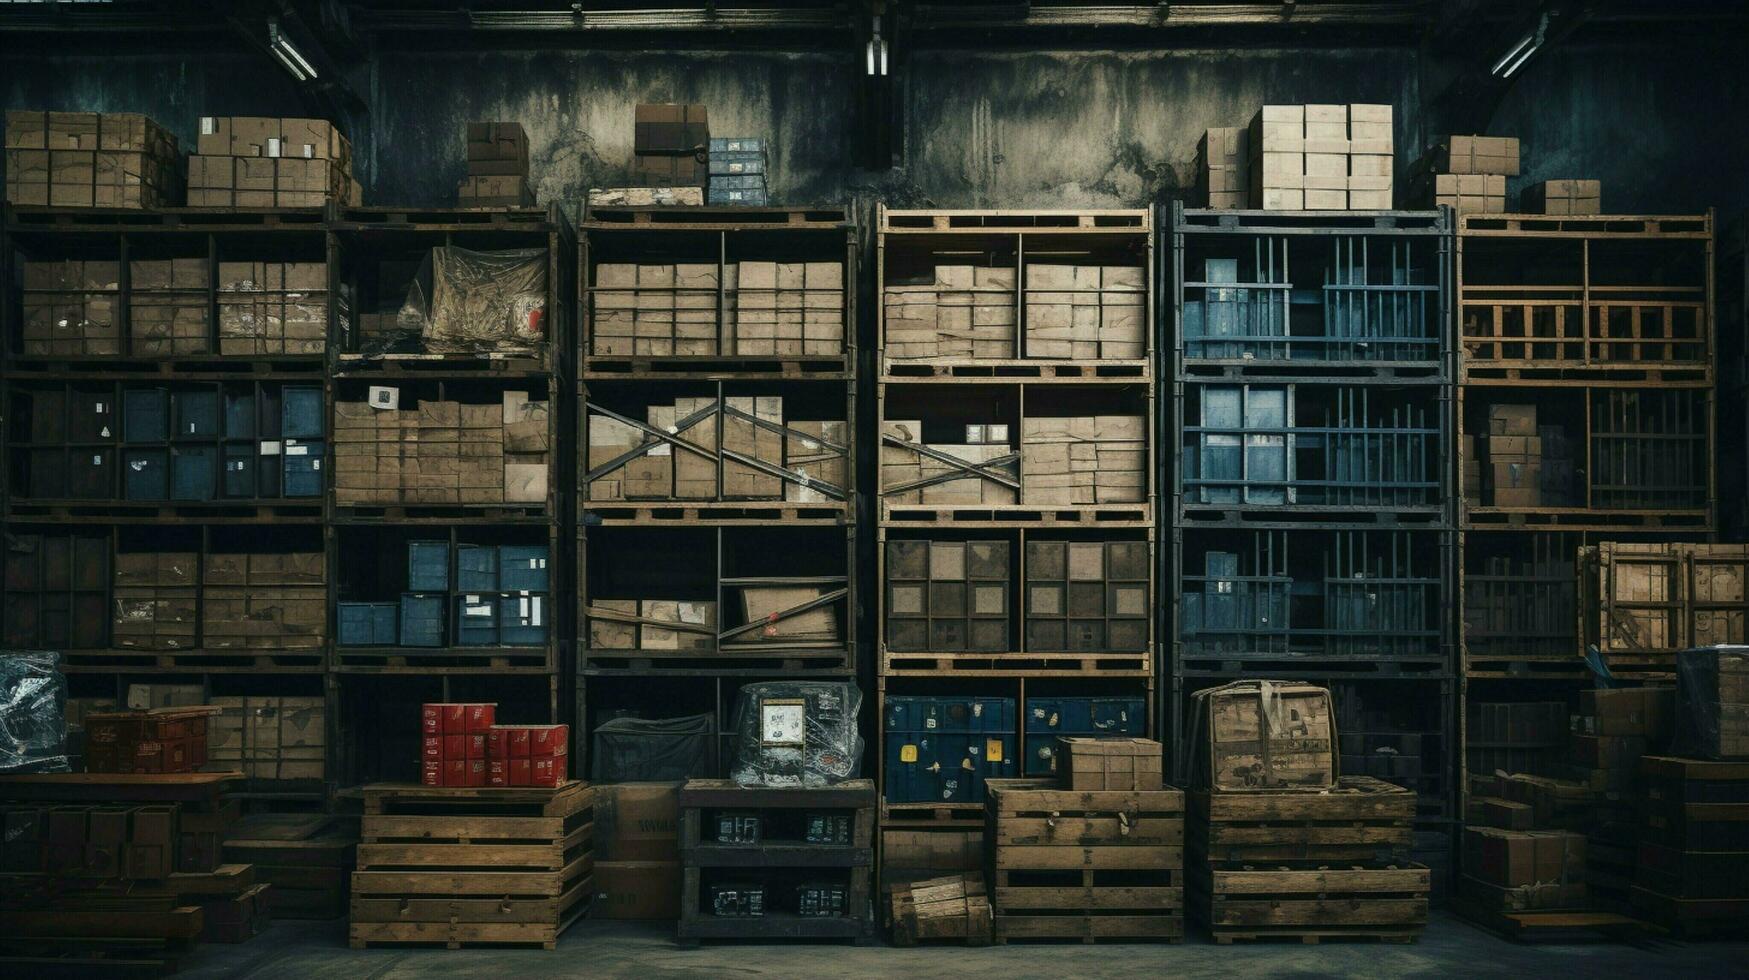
[1579,544,1748,678]
[1191,776,1416,864]
[1194,862,1429,944]
[349,781,595,950]
[1631,756,1749,935]
[985,778,1185,944]
[888,873,991,946]
[1190,681,1337,792]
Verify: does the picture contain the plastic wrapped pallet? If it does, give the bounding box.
[0,651,69,773]
[400,246,547,353]
[1675,646,1749,759]
[727,681,863,787]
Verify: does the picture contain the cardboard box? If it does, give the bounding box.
[1195,681,1335,791]
[1198,127,1249,208]
[593,861,681,919]
[1487,404,1537,436]
[596,782,682,862]
[1058,737,1163,791]
[634,104,708,155]
[1523,179,1601,215]
[1577,687,1675,740]
[1433,135,1521,176]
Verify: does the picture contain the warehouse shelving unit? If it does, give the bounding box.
[873,206,1158,879]
[0,204,336,809]
[574,204,858,778]
[1165,203,1458,894]
[324,204,575,787]
[1454,210,1718,812]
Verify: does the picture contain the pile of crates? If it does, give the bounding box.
[338,540,550,649]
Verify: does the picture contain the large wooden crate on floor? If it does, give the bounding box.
[984,777,1185,944]
[1632,756,1749,936]
[224,813,357,920]
[889,872,992,946]
[1190,776,1427,943]
[348,781,594,950]
[677,779,875,946]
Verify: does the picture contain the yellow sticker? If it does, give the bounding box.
[900,744,918,763]
[985,739,1003,762]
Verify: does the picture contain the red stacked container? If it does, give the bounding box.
[419,703,496,786]
[487,724,569,787]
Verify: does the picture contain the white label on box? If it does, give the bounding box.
[369,386,399,410]
[650,442,670,457]
[287,444,309,456]
[95,402,105,413]
[267,138,283,158]
[201,117,218,134]
[760,701,806,746]
[100,426,110,438]
[260,441,281,455]
[465,594,479,603]
[312,459,321,470]
[465,603,490,616]
[93,455,103,465]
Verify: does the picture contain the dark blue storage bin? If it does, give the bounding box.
[170,445,217,501]
[173,389,220,441]
[408,541,450,591]
[123,448,169,500]
[454,594,498,646]
[225,391,256,439]
[399,593,445,647]
[1021,697,1146,776]
[497,593,547,645]
[884,696,1016,804]
[338,601,398,646]
[498,545,549,591]
[123,389,169,444]
[456,544,499,591]
[282,440,323,497]
[281,386,324,439]
[222,444,257,498]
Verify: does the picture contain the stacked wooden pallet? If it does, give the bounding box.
[224,813,358,920]
[888,872,992,946]
[1631,756,1749,937]
[1190,776,1428,944]
[985,776,1185,944]
[349,781,595,949]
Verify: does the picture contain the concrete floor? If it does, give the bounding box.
[176,914,1749,979]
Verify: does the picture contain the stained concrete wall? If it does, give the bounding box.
[5,37,1744,217]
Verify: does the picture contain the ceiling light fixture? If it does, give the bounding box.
[269,18,318,82]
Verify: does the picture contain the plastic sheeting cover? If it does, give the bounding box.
[591,712,716,782]
[728,681,863,787]
[398,246,547,353]
[0,651,69,773]
[1674,645,1749,760]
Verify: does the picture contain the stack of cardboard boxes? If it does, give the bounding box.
[189,116,360,207]
[588,395,843,503]
[1197,127,1248,208]
[217,261,328,355]
[19,260,120,355]
[207,696,326,782]
[593,783,683,920]
[333,390,549,506]
[1524,179,1602,216]
[201,551,326,654]
[1249,103,1394,210]
[4,110,181,208]
[1481,404,1541,507]
[881,421,1017,505]
[591,261,844,357]
[732,260,845,355]
[131,259,211,355]
[884,266,1016,360]
[587,599,717,652]
[1569,688,1674,911]
[1020,415,1147,505]
[458,122,535,207]
[1413,135,1517,216]
[632,103,708,190]
[709,137,768,206]
[111,552,199,651]
[733,582,840,646]
[1022,264,1146,359]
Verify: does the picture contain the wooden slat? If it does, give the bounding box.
[362,814,567,841]
[993,844,1182,870]
[1207,899,1428,928]
[991,817,1183,846]
[349,854,591,897]
[994,885,1183,910]
[1208,866,1430,895]
[992,914,1182,942]
[356,823,590,870]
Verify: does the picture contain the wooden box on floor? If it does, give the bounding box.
[677,779,875,946]
[1190,776,1428,944]
[984,777,1185,944]
[225,813,358,920]
[1631,756,1749,936]
[348,781,594,950]
[888,872,992,946]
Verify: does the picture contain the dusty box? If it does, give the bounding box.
[1433,135,1521,176]
[1058,737,1163,791]
[737,586,837,643]
[1522,179,1601,215]
[1675,647,1749,759]
[593,861,681,920]
[595,782,681,862]
[634,104,709,155]
[1194,681,1336,791]
[1198,127,1249,208]
[1577,687,1675,739]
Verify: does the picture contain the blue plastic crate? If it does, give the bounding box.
[122,449,168,500]
[407,541,450,592]
[709,187,769,207]
[282,440,323,497]
[708,152,767,176]
[883,696,1017,804]
[497,593,548,645]
[708,174,767,191]
[224,391,256,439]
[123,389,169,443]
[281,386,324,439]
[456,544,499,591]
[709,137,765,154]
[222,444,257,498]
[454,594,498,646]
[399,593,445,647]
[173,389,220,441]
[497,545,549,591]
[170,446,217,501]
[338,601,397,646]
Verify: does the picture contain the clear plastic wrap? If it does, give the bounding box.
[399,246,547,353]
[728,681,863,787]
[1674,645,1749,760]
[0,651,70,773]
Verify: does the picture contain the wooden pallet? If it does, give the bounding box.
[584,204,849,228]
[1181,360,1445,382]
[1191,777,1416,864]
[333,205,556,230]
[330,647,555,673]
[880,802,986,827]
[4,354,325,378]
[881,649,1151,677]
[582,501,850,525]
[334,351,550,377]
[582,354,851,379]
[880,503,1152,527]
[4,502,322,522]
[992,913,1183,944]
[882,359,1149,381]
[1452,899,1655,942]
[57,649,327,673]
[1193,862,1428,943]
[1462,507,1712,530]
[1460,364,1712,385]
[1630,887,1749,938]
[881,208,1149,233]
[1458,212,1711,237]
[331,503,549,523]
